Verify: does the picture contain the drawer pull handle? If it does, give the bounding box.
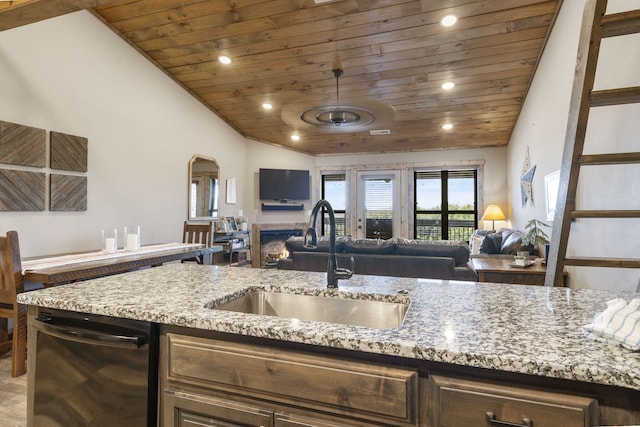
[486,412,533,427]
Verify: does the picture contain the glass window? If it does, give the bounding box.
[363,177,393,239]
[321,173,346,236]
[414,170,477,241]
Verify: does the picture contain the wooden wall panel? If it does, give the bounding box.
[50,131,88,172]
[0,120,46,167]
[50,174,87,211]
[0,169,45,211]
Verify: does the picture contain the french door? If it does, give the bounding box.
[356,171,401,239]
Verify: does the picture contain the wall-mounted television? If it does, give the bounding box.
[259,168,310,201]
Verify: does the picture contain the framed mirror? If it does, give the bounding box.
[188,155,219,219]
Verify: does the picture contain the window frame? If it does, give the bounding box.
[413,169,478,241]
[320,172,347,237]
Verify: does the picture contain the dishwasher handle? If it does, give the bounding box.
[32,317,147,349]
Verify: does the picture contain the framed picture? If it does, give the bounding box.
[214,219,227,232]
[226,216,237,231]
[226,177,236,204]
[544,170,560,221]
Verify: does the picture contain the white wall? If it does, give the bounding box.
[0,11,247,257]
[244,139,315,225]
[507,0,640,290]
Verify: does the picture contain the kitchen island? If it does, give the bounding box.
[18,263,640,426]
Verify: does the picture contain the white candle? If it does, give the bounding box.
[105,237,116,253]
[126,233,139,251]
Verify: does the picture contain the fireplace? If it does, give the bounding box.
[260,229,302,268]
[251,223,307,268]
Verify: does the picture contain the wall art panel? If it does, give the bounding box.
[0,120,46,167]
[50,131,88,172]
[50,174,87,211]
[0,169,45,211]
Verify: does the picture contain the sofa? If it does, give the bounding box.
[277,236,477,281]
[469,228,534,258]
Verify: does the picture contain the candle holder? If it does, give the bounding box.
[102,228,118,254]
[124,225,141,251]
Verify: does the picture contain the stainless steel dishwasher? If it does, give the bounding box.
[30,308,158,427]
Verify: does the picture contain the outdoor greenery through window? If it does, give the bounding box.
[363,177,393,239]
[414,170,477,241]
[321,173,346,236]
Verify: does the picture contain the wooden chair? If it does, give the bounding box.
[0,230,27,377]
[182,221,213,264]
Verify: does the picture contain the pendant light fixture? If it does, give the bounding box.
[281,66,394,131]
[299,68,373,127]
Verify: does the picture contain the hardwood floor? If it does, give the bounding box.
[0,353,27,426]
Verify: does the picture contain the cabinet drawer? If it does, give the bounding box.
[164,389,274,427]
[275,412,362,427]
[166,333,417,423]
[429,375,598,427]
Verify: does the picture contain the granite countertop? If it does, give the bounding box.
[18,263,640,392]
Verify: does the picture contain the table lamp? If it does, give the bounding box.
[482,205,506,231]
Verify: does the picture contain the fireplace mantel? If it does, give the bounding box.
[251,223,307,268]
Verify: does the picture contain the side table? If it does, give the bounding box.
[472,257,567,286]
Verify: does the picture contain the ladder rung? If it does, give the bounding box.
[579,152,640,165]
[564,257,640,268]
[571,210,640,219]
[590,87,640,107]
[601,10,640,38]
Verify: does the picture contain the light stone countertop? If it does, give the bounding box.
[17,263,640,392]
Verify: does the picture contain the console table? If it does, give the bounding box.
[23,243,218,287]
[472,257,567,286]
[213,230,252,266]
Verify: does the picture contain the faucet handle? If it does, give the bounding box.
[335,256,354,279]
[303,227,318,248]
[347,255,354,272]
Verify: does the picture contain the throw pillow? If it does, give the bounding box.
[479,232,502,254]
[500,230,525,255]
[470,234,484,255]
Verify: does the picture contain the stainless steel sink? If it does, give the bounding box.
[210,291,409,329]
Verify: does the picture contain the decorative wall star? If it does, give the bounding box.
[521,146,536,207]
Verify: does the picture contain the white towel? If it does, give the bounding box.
[583,298,640,351]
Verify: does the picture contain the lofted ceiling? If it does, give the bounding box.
[0,0,562,156]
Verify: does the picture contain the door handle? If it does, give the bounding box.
[486,412,532,427]
[32,318,147,349]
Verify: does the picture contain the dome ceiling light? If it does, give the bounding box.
[281,68,394,131]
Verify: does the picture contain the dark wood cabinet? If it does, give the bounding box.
[165,390,274,427]
[160,326,640,427]
[160,330,418,427]
[428,375,598,427]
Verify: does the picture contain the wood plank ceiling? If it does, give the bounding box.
[1,0,563,155]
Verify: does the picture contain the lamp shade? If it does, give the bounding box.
[481,205,506,221]
[482,205,506,231]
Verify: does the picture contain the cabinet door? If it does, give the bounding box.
[429,375,598,427]
[275,412,363,427]
[164,389,274,427]
[166,333,418,425]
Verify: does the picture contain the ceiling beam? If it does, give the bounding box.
[0,0,118,31]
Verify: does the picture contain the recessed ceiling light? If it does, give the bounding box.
[291,134,300,141]
[442,123,454,130]
[218,55,232,65]
[441,15,457,27]
[262,102,273,110]
[441,81,455,90]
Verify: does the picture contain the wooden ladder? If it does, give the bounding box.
[545,0,640,287]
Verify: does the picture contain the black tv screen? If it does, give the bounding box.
[259,168,310,201]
